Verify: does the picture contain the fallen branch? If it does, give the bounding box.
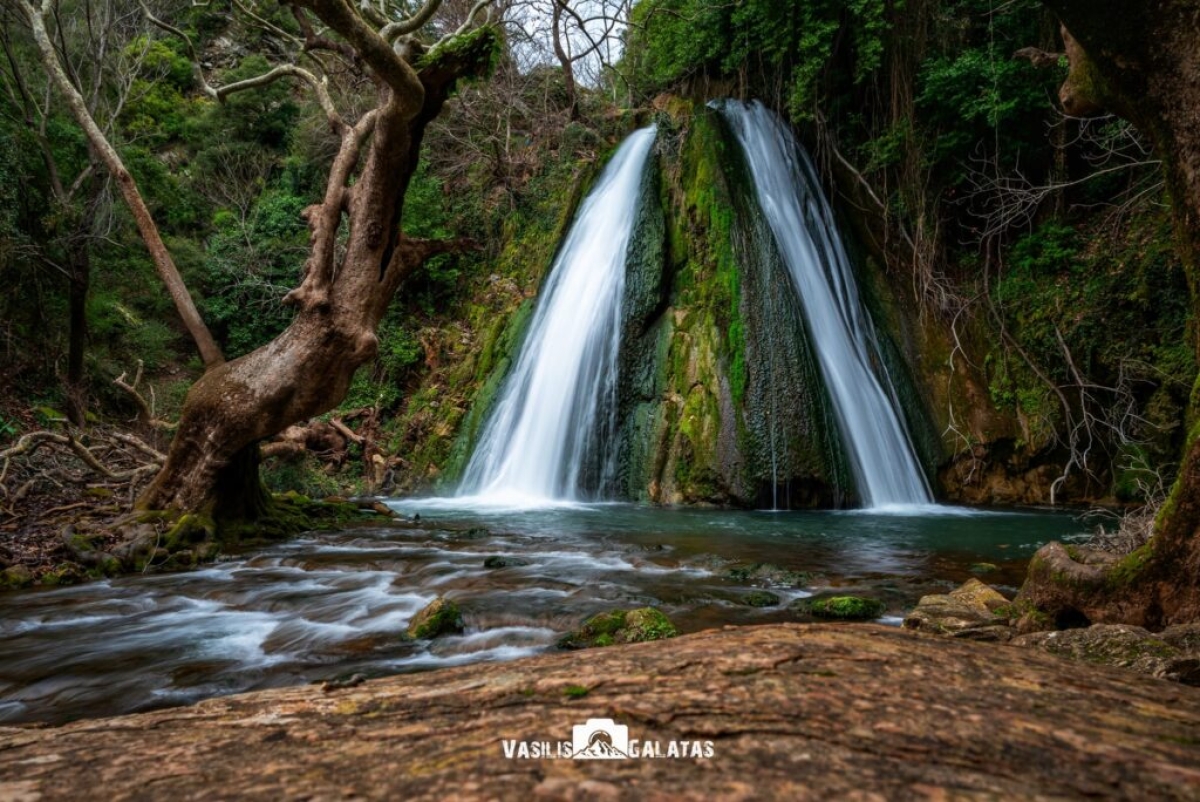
[114,361,177,431]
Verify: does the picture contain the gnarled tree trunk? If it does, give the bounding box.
[1018,1,1200,628]
[138,21,496,521]
[18,0,497,532]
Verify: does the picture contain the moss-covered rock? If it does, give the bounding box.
[558,607,678,649]
[0,564,34,590]
[903,579,1012,640]
[742,590,781,607]
[805,596,886,621]
[40,563,85,587]
[407,597,465,640]
[725,563,811,588]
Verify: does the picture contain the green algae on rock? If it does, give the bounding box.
[558,606,678,649]
[407,597,465,640]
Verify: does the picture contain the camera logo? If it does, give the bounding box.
[571,718,630,760]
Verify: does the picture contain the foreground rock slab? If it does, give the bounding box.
[3,624,1200,800]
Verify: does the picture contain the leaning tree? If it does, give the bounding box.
[1018,0,1200,627]
[9,0,500,530]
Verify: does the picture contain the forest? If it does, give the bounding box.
[1,0,1200,797]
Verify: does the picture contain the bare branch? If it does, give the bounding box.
[295,0,424,110]
[381,0,444,41]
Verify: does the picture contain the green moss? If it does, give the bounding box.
[623,607,679,641]
[743,590,781,607]
[1106,542,1155,589]
[407,597,465,639]
[806,596,886,620]
[564,685,590,699]
[725,563,811,587]
[558,606,678,649]
[417,25,503,81]
[0,564,35,590]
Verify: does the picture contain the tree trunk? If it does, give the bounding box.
[551,0,579,120]
[64,236,90,428]
[1018,1,1200,628]
[23,2,224,371]
[63,172,103,428]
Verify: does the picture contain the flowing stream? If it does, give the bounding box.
[458,127,657,504]
[719,100,933,509]
[0,505,1081,725]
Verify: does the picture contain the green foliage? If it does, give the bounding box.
[989,209,1196,493]
[199,190,307,357]
[627,0,892,119]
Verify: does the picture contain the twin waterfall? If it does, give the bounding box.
[460,103,931,509]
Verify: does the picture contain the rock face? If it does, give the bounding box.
[406,597,464,639]
[903,578,1013,640]
[3,624,1200,800]
[1013,623,1200,686]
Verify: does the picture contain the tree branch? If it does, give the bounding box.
[284,109,380,309]
[381,0,443,41]
[294,0,424,113]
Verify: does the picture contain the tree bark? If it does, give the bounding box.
[64,235,90,427]
[1018,1,1200,628]
[551,0,579,120]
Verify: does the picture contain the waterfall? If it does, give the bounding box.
[718,101,932,508]
[458,126,657,503]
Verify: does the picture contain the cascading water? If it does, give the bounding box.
[718,100,932,509]
[458,126,657,504]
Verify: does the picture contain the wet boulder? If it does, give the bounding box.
[407,597,465,640]
[558,607,678,649]
[725,562,811,588]
[803,596,885,621]
[742,591,781,607]
[483,556,529,569]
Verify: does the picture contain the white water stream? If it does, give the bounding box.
[458,126,657,504]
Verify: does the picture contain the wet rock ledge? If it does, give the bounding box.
[3,623,1200,800]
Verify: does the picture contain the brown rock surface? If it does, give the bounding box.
[2,624,1200,800]
[903,578,1013,640]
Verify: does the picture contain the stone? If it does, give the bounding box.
[407,597,465,640]
[0,564,34,589]
[804,596,885,620]
[483,556,529,569]
[903,579,1012,640]
[742,590,781,607]
[724,562,810,588]
[558,607,678,649]
[1012,623,1200,685]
